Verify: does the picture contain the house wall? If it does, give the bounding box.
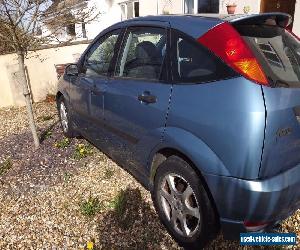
[116,0,183,17]
[294,0,300,36]
[219,0,261,14]
[0,43,89,108]
[85,0,123,39]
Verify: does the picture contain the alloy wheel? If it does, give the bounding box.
[159,173,201,238]
[59,102,68,132]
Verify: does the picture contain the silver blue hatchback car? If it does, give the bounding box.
[57,13,300,248]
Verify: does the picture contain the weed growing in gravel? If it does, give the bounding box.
[54,138,70,148]
[109,189,127,217]
[73,143,93,160]
[86,241,94,250]
[39,115,53,121]
[0,158,12,176]
[44,131,52,139]
[63,172,73,183]
[80,195,102,217]
[108,188,144,230]
[103,167,114,179]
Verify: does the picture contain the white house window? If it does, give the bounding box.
[120,3,127,21]
[184,0,194,14]
[198,0,219,13]
[120,1,139,20]
[66,23,76,37]
[184,0,219,14]
[134,1,139,17]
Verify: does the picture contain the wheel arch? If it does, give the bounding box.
[56,91,64,107]
[56,91,63,101]
[148,127,230,181]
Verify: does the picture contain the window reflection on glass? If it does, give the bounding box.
[115,27,166,80]
[85,32,119,76]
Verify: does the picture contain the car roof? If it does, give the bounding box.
[111,14,222,39]
[123,12,291,24]
[102,13,291,40]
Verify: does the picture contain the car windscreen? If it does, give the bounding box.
[234,24,300,88]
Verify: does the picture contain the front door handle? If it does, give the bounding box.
[138,91,157,104]
[91,85,101,95]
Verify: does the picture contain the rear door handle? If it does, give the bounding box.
[138,91,157,104]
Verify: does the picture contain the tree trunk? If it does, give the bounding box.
[17,52,40,149]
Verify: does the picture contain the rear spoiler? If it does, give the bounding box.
[223,12,292,28]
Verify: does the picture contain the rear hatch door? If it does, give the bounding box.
[231,13,300,178]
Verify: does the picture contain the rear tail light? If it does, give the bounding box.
[244,221,269,232]
[198,22,269,86]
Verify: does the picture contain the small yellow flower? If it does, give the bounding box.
[80,148,85,154]
[87,241,94,250]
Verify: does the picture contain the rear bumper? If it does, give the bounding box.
[204,163,300,239]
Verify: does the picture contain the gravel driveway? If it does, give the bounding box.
[0,101,299,249]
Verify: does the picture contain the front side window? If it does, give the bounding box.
[115,27,167,81]
[84,29,120,76]
[174,32,236,83]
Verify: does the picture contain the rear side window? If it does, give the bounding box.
[235,25,300,88]
[172,31,237,84]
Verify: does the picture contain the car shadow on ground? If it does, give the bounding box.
[96,187,179,250]
[95,187,253,250]
[39,119,59,142]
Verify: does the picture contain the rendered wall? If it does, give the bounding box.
[0,43,89,108]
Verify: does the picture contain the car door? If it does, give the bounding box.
[71,29,122,137]
[103,24,172,175]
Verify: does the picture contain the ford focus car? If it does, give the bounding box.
[56,13,300,249]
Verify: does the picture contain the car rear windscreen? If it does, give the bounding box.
[234,24,300,88]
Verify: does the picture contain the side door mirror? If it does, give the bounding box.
[65,64,79,76]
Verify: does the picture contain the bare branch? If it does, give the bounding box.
[0,0,99,55]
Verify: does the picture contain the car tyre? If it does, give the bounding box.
[57,96,77,138]
[152,155,219,249]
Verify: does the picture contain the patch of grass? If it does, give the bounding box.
[0,158,12,176]
[54,138,70,148]
[73,143,93,160]
[80,195,102,217]
[103,168,114,179]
